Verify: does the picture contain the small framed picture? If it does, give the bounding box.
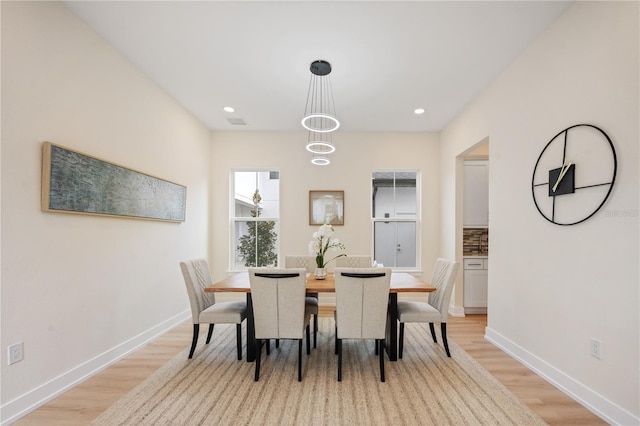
[309,190,344,226]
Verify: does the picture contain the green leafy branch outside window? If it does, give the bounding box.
[237,189,278,267]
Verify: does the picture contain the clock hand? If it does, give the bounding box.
[553,162,572,192]
[552,161,573,192]
[559,161,573,181]
[552,163,568,192]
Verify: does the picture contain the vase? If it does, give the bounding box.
[314,267,327,280]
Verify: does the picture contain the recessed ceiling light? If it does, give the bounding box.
[223,106,235,113]
[414,108,425,115]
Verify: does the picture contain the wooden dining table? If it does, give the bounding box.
[205,271,436,362]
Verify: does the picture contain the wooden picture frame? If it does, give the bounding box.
[309,190,344,226]
[41,142,186,222]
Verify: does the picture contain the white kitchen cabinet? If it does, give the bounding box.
[463,161,489,227]
[464,258,488,310]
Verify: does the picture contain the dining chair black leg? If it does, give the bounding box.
[379,339,385,382]
[189,324,199,359]
[275,339,280,348]
[254,339,262,381]
[429,322,437,343]
[337,339,343,382]
[306,324,311,355]
[313,314,318,348]
[298,339,303,382]
[399,322,405,359]
[236,324,242,360]
[441,323,451,357]
[266,339,271,355]
[206,324,215,344]
[374,339,378,355]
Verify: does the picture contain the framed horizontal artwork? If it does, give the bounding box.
[41,142,186,222]
[309,190,344,226]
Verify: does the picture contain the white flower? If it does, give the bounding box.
[317,224,333,238]
[309,224,346,268]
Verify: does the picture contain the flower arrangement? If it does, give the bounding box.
[308,224,346,268]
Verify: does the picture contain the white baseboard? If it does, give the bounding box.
[463,307,487,315]
[1,310,190,425]
[485,326,639,426]
[448,304,466,317]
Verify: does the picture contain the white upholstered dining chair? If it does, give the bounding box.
[335,255,372,268]
[249,268,312,382]
[180,259,248,360]
[284,255,315,273]
[334,267,392,382]
[284,255,319,348]
[397,259,460,358]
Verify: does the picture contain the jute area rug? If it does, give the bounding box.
[92,318,546,425]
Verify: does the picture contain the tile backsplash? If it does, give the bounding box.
[463,228,489,256]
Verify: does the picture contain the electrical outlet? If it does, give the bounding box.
[8,342,24,365]
[590,338,603,360]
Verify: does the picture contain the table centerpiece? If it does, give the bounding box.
[308,224,346,279]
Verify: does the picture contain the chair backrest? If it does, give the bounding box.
[430,258,449,283]
[335,255,372,268]
[180,259,217,324]
[284,256,315,274]
[249,268,307,339]
[335,268,392,339]
[428,260,460,321]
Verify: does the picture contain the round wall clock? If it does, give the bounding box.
[531,124,617,226]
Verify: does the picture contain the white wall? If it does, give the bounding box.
[1,2,211,422]
[2,2,637,425]
[209,131,440,284]
[441,2,639,424]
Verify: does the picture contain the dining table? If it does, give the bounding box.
[205,271,436,362]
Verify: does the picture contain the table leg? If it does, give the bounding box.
[385,293,398,361]
[246,293,256,362]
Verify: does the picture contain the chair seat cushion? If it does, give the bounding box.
[199,300,247,324]
[305,296,319,314]
[397,301,442,323]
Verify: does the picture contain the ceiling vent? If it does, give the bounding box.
[227,118,247,126]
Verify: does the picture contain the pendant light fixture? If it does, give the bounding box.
[308,129,333,166]
[306,130,335,154]
[311,153,331,166]
[303,60,339,166]
[302,60,340,133]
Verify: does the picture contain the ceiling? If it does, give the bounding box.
[63,1,571,133]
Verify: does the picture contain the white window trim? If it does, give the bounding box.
[229,168,280,272]
[371,169,421,272]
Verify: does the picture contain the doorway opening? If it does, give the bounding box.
[457,139,489,316]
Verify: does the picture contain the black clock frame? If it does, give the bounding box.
[531,124,617,226]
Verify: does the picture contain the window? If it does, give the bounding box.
[372,171,419,269]
[231,170,279,270]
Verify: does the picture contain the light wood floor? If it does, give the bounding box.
[16,311,606,425]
